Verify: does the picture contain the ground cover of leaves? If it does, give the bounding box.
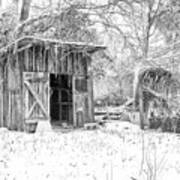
[0,121,180,180]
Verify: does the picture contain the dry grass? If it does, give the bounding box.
[0,122,180,180]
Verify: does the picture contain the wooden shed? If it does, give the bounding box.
[0,36,105,131]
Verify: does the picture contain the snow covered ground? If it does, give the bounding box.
[0,121,180,180]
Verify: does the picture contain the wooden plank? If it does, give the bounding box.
[67,54,70,73]
[88,76,94,122]
[0,68,4,127]
[42,48,46,72]
[72,76,77,127]
[27,102,37,119]
[17,44,32,53]
[23,72,48,81]
[61,49,65,73]
[84,123,97,130]
[16,93,22,131]
[54,45,58,74]
[8,91,11,129]
[65,53,68,73]
[12,92,16,129]
[84,95,89,123]
[76,53,79,75]
[79,53,83,75]
[73,75,90,127]
[45,77,50,118]
[82,54,88,75]
[45,49,49,72]
[3,65,8,128]
[24,49,28,71]
[36,46,39,72]
[24,81,49,118]
[72,52,75,74]
[48,49,54,72]
[34,82,37,118]
[139,88,145,130]
[17,52,24,131]
[1,83,3,127]
[32,46,35,71]
[69,53,73,74]
[24,88,29,119]
[0,68,3,127]
[142,85,167,101]
[39,46,42,72]
[57,48,61,73]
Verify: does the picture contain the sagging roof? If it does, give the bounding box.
[0,36,106,56]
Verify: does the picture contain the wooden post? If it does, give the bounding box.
[8,91,11,129]
[139,87,145,130]
[0,66,3,127]
[72,76,77,127]
[88,75,94,122]
[19,0,32,22]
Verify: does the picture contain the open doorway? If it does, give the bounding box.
[50,74,73,126]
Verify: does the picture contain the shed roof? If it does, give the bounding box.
[0,36,106,55]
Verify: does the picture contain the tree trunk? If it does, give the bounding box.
[19,0,31,21]
[137,1,151,130]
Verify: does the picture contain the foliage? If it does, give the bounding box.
[15,5,97,42]
[0,3,18,48]
[82,0,171,100]
[1,0,180,102]
[158,0,180,42]
[0,1,98,49]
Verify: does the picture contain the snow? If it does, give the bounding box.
[0,122,180,180]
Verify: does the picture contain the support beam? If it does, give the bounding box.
[142,86,167,101]
[139,88,145,130]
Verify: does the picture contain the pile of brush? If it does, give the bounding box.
[149,113,180,133]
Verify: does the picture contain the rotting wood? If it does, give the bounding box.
[24,81,48,118]
[17,44,32,53]
[0,80,3,127]
[0,37,104,131]
[27,102,37,119]
[67,53,70,73]
[139,87,145,130]
[88,75,94,122]
[0,64,3,127]
[0,35,105,58]
[69,53,73,74]
[32,46,35,71]
[54,45,58,74]
[40,45,43,72]
[84,122,97,130]
[142,86,167,101]
[8,91,11,129]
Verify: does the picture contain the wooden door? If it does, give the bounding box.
[23,72,49,122]
[73,76,89,127]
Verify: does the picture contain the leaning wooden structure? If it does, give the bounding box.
[0,36,105,131]
[134,67,180,129]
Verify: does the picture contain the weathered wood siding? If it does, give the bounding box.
[0,65,3,127]
[2,53,24,130]
[21,46,88,75]
[1,44,94,131]
[23,72,49,123]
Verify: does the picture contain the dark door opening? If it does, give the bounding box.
[50,74,73,126]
